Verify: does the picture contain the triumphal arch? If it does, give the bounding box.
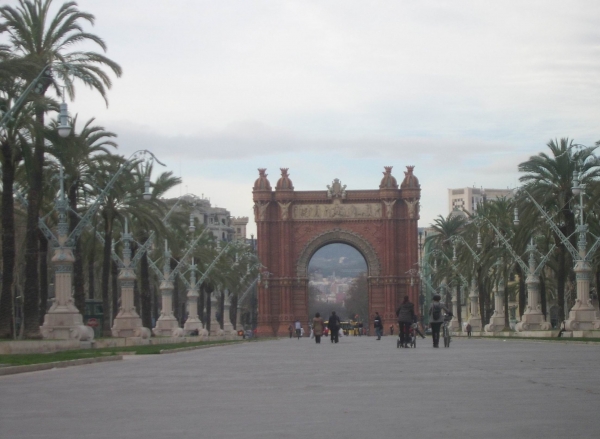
[252,166,421,337]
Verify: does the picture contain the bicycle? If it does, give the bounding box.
[442,315,452,348]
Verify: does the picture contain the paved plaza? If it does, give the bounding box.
[1,336,599,438]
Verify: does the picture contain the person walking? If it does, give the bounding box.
[374,312,383,340]
[328,311,341,343]
[288,324,294,339]
[390,324,394,336]
[466,323,472,338]
[294,319,302,339]
[428,294,452,348]
[396,295,415,348]
[313,313,324,344]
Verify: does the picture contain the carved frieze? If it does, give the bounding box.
[292,203,382,220]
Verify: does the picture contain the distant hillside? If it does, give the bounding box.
[308,243,367,277]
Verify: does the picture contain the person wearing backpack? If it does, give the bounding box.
[428,294,451,348]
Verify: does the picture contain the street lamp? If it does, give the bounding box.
[1,64,73,136]
[36,150,165,340]
[518,167,600,331]
[431,247,469,331]
[475,214,553,332]
[56,97,72,138]
[448,235,483,331]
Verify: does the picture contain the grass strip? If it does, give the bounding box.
[0,339,243,367]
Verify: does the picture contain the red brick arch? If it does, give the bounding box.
[252,166,421,336]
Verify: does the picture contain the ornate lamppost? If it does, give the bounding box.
[36,150,163,340]
[475,215,554,332]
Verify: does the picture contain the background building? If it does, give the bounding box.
[448,187,513,215]
[165,194,237,241]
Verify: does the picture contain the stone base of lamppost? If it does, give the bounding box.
[449,316,461,332]
[40,307,94,341]
[564,306,600,331]
[485,313,506,333]
[153,315,182,337]
[111,313,149,339]
[183,317,204,336]
[515,310,551,331]
[467,316,482,332]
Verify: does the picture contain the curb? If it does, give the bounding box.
[159,341,244,354]
[0,355,123,377]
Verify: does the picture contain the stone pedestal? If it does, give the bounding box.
[112,266,148,338]
[565,260,600,330]
[516,273,550,331]
[153,278,181,336]
[209,293,224,337]
[485,281,506,333]
[449,285,461,331]
[41,247,92,341]
[222,294,236,338]
[183,287,203,335]
[467,279,482,332]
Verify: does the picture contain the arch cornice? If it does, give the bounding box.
[296,228,381,278]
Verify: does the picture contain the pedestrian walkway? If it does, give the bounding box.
[1,336,598,438]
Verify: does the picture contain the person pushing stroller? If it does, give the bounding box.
[396,295,415,348]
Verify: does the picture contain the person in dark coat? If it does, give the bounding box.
[373,312,383,340]
[396,295,415,348]
[328,311,341,343]
[428,294,452,348]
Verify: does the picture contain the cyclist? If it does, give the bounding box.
[428,294,452,348]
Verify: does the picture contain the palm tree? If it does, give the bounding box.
[518,138,600,323]
[1,0,122,337]
[426,213,467,307]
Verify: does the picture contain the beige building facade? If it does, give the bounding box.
[448,187,512,215]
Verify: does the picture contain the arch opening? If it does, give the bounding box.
[307,243,368,328]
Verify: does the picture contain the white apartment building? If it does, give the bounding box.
[448,187,513,215]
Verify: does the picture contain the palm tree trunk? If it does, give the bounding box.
[503,274,511,330]
[230,293,237,329]
[540,274,547,319]
[199,286,205,326]
[516,265,526,318]
[557,245,566,323]
[88,245,96,299]
[101,212,113,336]
[0,139,16,338]
[111,258,119,325]
[456,283,462,328]
[171,258,179,322]
[219,291,225,329]
[140,252,152,329]
[205,291,212,333]
[22,111,45,338]
[68,184,85,314]
[38,230,49,325]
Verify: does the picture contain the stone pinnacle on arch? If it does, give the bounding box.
[401,166,420,189]
[253,168,272,191]
[379,166,398,189]
[276,168,294,191]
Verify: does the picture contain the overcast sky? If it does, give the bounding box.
[5,0,600,235]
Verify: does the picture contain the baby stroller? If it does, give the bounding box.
[396,323,417,348]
